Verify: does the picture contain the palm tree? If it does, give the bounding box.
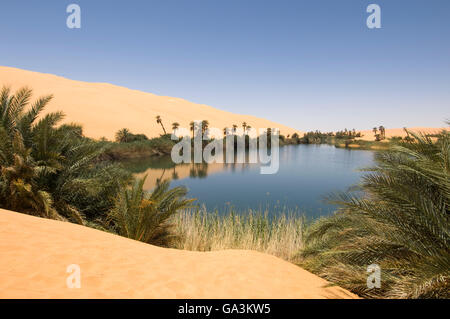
[201,120,209,135]
[0,86,129,225]
[372,127,378,136]
[115,128,131,143]
[301,129,450,298]
[242,122,247,132]
[223,127,229,136]
[232,124,238,134]
[246,125,252,135]
[403,127,414,142]
[155,115,167,135]
[0,131,60,220]
[0,87,61,218]
[379,125,385,139]
[265,128,272,147]
[172,122,180,134]
[108,177,195,247]
[189,121,195,139]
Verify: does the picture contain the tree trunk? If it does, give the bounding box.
[160,123,167,135]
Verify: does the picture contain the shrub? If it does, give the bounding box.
[107,177,195,247]
[115,128,149,143]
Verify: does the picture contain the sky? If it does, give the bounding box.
[1,0,449,132]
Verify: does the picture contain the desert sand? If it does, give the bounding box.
[0,209,357,299]
[0,66,301,140]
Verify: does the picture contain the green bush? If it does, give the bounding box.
[102,136,175,160]
[107,177,195,247]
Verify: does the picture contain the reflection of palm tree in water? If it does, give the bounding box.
[156,168,166,185]
[197,163,208,178]
[172,166,179,180]
[189,165,197,178]
[189,163,209,178]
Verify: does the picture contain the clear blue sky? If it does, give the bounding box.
[1,0,449,131]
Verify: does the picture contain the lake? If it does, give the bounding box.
[123,144,375,218]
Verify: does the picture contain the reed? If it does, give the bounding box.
[173,207,305,262]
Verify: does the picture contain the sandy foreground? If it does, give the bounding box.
[0,66,301,140]
[0,209,357,299]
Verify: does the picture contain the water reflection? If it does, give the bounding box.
[122,150,264,190]
[121,145,374,217]
[123,158,257,191]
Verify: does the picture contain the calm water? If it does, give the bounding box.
[123,145,374,218]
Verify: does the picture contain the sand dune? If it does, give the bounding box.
[0,209,357,299]
[0,66,301,140]
[1,66,445,142]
